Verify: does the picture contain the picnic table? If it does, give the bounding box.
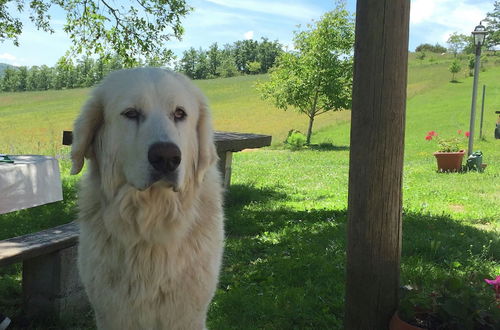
[0,130,272,323]
[62,130,272,187]
[0,155,63,214]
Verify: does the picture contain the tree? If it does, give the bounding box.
[17,66,28,91]
[216,49,239,78]
[0,1,192,66]
[484,1,500,50]
[258,4,354,145]
[447,32,470,57]
[1,67,19,92]
[233,39,258,73]
[415,43,446,53]
[246,61,261,74]
[207,43,222,78]
[449,60,461,81]
[256,38,282,73]
[194,49,209,80]
[178,47,198,79]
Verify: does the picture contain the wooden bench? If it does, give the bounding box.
[0,222,85,321]
[62,130,272,187]
[0,130,271,322]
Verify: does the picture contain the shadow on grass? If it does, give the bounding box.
[308,143,350,152]
[210,184,499,329]
[1,183,498,329]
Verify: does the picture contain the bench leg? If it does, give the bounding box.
[217,151,233,188]
[22,245,89,321]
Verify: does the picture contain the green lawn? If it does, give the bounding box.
[0,53,499,329]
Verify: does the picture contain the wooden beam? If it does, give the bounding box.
[62,130,272,152]
[0,222,78,267]
[345,1,410,328]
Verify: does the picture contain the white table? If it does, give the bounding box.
[0,155,63,214]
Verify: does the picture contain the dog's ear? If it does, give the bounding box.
[70,93,103,175]
[196,98,218,184]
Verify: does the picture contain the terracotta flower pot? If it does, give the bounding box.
[390,312,426,330]
[433,150,465,172]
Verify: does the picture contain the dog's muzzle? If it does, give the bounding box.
[148,142,181,188]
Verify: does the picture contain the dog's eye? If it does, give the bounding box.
[174,107,187,122]
[122,108,141,120]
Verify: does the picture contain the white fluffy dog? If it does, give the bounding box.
[70,68,224,330]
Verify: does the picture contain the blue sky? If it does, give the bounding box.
[0,0,495,67]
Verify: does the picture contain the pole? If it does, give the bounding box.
[345,0,409,328]
[479,85,486,139]
[468,45,481,155]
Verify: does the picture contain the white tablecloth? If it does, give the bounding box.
[0,155,63,214]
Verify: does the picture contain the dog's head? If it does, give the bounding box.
[71,68,217,192]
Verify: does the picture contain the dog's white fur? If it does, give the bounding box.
[71,68,224,330]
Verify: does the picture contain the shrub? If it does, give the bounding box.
[449,60,461,82]
[415,43,447,53]
[284,129,307,151]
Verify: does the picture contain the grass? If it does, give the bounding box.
[1,53,499,329]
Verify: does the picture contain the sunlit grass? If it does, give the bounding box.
[0,54,499,328]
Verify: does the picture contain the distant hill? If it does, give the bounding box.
[0,63,16,76]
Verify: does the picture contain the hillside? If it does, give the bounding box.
[0,52,499,329]
[0,52,499,155]
[0,63,15,76]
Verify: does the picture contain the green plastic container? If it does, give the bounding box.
[466,151,483,172]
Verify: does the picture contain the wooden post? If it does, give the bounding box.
[345,1,410,329]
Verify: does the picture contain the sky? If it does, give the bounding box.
[0,0,495,67]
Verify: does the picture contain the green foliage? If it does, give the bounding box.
[0,0,192,66]
[246,61,261,74]
[0,55,499,328]
[447,32,471,56]
[399,260,500,329]
[416,51,426,61]
[425,131,468,152]
[415,43,447,53]
[258,2,354,145]
[484,1,500,49]
[436,137,463,152]
[448,60,461,81]
[177,38,282,79]
[0,55,126,92]
[284,129,307,151]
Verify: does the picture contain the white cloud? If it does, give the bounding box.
[244,30,254,40]
[411,0,487,35]
[0,53,17,61]
[205,0,322,21]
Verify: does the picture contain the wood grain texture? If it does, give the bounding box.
[345,0,410,328]
[0,222,78,267]
[63,130,272,152]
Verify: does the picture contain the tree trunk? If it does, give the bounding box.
[306,115,314,145]
[345,1,410,329]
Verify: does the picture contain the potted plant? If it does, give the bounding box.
[392,277,500,330]
[425,130,468,172]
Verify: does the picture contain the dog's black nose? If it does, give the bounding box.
[148,142,181,174]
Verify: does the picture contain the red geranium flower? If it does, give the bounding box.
[427,131,437,137]
[465,131,470,137]
[425,135,433,141]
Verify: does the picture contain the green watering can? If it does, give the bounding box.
[466,151,483,172]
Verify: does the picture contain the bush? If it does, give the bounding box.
[416,52,426,61]
[415,43,447,53]
[284,129,307,151]
[449,60,461,82]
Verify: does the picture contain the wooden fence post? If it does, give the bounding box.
[345,1,410,328]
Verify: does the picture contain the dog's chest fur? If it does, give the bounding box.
[77,173,223,330]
